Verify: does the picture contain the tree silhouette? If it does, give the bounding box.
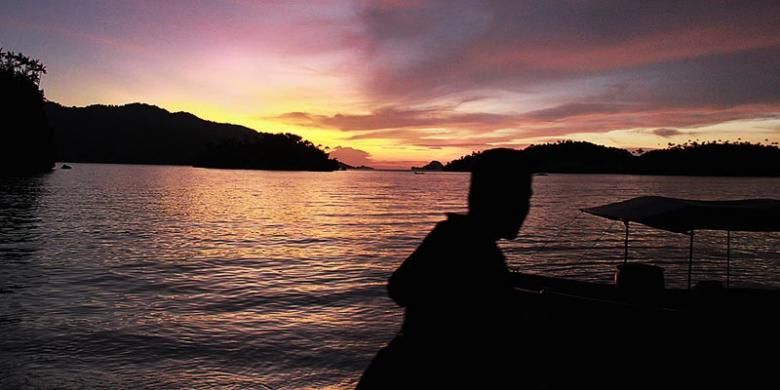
[0,49,55,174]
[194,132,340,171]
[636,141,780,176]
[444,140,780,177]
[0,49,47,85]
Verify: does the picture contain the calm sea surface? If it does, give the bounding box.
[2,164,779,388]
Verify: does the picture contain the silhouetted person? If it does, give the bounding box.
[357,148,536,389]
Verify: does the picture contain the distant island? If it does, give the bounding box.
[36,102,780,176]
[411,161,444,171]
[0,49,338,173]
[6,50,779,177]
[47,102,339,171]
[445,140,780,177]
[193,132,338,171]
[338,162,375,170]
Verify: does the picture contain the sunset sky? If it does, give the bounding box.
[2,0,779,168]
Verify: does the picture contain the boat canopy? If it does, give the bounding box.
[582,196,780,234]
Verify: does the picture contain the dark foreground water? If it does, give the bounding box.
[2,164,779,388]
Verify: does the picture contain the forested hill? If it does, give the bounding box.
[46,102,338,171]
[444,141,780,177]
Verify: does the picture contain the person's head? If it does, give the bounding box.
[467,148,532,240]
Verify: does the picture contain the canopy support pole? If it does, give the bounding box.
[687,231,694,290]
[623,221,629,264]
[726,231,731,289]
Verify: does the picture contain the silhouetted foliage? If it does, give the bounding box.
[444,140,780,177]
[47,102,338,171]
[0,49,54,174]
[194,133,339,171]
[523,141,635,173]
[636,141,780,176]
[444,151,482,172]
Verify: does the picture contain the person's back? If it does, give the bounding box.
[388,213,514,347]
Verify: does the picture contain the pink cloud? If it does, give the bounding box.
[470,25,780,73]
[357,0,780,107]
[329,146,374,166]
[275,106,512,131]
[372,0,427,10]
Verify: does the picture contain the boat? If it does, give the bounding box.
[506,196,780,385]
[511,196,780,310]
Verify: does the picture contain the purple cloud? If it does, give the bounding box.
[651,128,684,138]
[356,0,780,109]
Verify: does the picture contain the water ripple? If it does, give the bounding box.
[2,167,779,388]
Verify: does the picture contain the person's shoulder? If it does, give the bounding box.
[424,213,472,243]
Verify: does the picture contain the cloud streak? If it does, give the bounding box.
[357,0,780,104]
[275,106,512,131]
[651,129,684,138]
[276,102,780,148]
